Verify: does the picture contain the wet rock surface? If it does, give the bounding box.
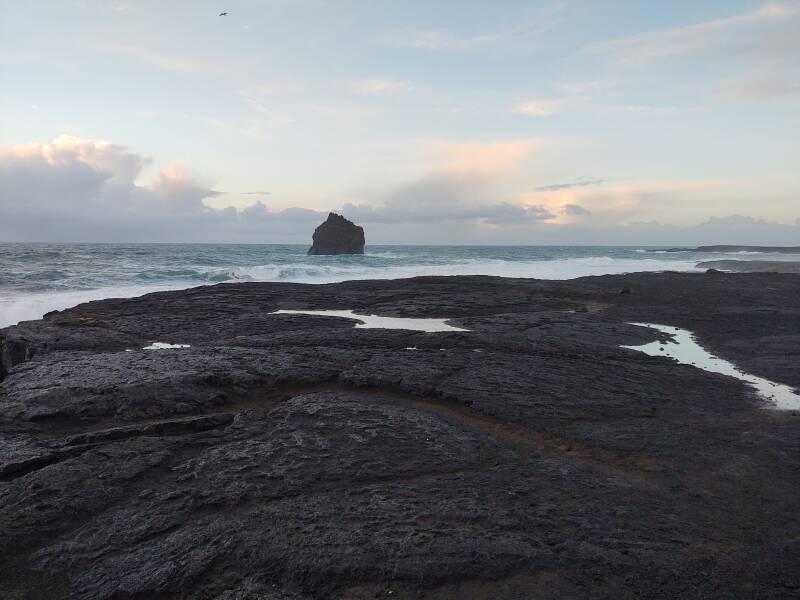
[1,272,799,599]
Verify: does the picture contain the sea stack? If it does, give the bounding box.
[307,212,365,255]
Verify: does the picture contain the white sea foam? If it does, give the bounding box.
[216,256,702,285]
[0,284,187,328]
[0,256,701,328]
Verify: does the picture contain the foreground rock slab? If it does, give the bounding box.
[1,272,799,599]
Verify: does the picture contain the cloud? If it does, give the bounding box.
[0,135,148,187]
[3,137,796,245]
[512,99,560,117]
[424,139,541,175]
[340,199,553,225]
[340,171,553,225]
[385,4,566,53]
[584,2,800,66]
[338,138,553,226]
[524,177,800,231]
[0,136,323,242]
[535,176,606,192]
[562,204,591,216]
[238,94,295,128]
[240,202,322,223]
[608,105,708,115]
[97,43,226,73]
[556,81,606,95]
[137,109,288,141]
[536,215,800,246]
[723,72,800,98]
[348,78,414,96]
[385,28,506,51]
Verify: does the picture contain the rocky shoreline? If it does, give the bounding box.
[697,259,800,273]
[2,272,799,599]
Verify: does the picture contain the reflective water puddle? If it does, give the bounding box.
[142,342,192,350]
[624,323,800,410]
[271,309,469,332]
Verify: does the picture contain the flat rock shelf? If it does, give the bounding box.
[1,271,799,599]
[625,323,800,410]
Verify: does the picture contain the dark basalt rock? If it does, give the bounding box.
[307,212,365,255]
[1,272,799,598]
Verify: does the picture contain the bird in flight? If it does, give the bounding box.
[219,12,228,16]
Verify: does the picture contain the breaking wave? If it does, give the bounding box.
[0,243,706,328]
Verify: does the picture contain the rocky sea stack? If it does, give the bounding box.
[308,212,365,255]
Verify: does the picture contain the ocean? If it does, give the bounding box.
[2,243,798,328]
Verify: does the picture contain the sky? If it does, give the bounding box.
[1,0,799,244]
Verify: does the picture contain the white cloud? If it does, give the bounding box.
[385,4,566,54]
[340,172,553,225]
[239,94,295,127]
[137,109,289,141]
[556,81,606,95]
[348,78,414,96]
[723,72,800,98]
[424,139,541,175]
[0,136,323,242]
[3,137,797,245]
[512,99,560,116]
[386,28,505,51]
[96,42,240,74]
[609,105,708,115]
[584,2,800,66]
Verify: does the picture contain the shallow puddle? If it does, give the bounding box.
[624,323,800,410]
[142,342,192,350]
[271,309,469,332]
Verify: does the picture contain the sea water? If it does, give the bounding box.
[2,243,799,328]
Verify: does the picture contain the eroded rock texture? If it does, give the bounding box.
[307,213,365,255]
[1,273,799,599]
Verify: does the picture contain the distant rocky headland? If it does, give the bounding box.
[1,271,799,598]
[653,245,800,253]
[697,259,800,273]
[307,212,365,255]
